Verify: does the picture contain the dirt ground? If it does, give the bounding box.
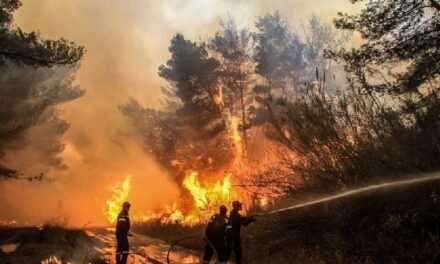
[0,225,200,264]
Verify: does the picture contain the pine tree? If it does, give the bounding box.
[0,0,85,179]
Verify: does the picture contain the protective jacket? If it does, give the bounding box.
[228,209,254,241]
[116,211,130,236]
[206,213,229,241]
[227,209,255,264]
[115,211,130,264]
[203,213,229,263]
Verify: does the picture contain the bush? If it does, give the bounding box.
[243,177,440,263]
[267,79,440,188]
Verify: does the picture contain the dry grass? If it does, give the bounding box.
[132,220,205,250]
[0,224,105,264]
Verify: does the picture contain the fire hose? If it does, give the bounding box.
[256,172,440,217]
[166,234,218,264]
[166,173,440,263]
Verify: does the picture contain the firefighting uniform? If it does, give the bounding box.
[115,211,130,264]
[203,213,230,263]
[228,209,255,264]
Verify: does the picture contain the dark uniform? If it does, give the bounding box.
[228,209,256,264]
[203,212,229,263]
[115,210,130,264]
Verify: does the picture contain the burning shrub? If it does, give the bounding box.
[105,170,240,226]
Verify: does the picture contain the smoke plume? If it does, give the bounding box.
[0,0,359,226]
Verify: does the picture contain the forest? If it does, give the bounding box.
[1,0,440,263]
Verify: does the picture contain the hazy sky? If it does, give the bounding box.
[16,0,360,108]
[1,0,361,226]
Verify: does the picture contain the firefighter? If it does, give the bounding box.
[115,201,131,264]
[227,200,256,264]
[203,205,229,264]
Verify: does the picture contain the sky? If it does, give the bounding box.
[0,0,361,226]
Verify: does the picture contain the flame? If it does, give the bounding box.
[259,197,269,207]
[41,256,68,264]
[118,170,237,226]
[229,116,244,165]
[105,175,131,224]
[158,170,235,226]
[214,86,224,106]
[183,170,232,212]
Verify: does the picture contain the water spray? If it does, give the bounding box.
[167,173,440,263]
[257,172,440,217]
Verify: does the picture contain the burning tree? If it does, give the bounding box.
[104,171,239,226]
[119,33,243,225]
[210,18,255,157]
[118,12,350,225]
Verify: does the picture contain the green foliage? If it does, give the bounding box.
[332,0,440,94]
[261,0,440,187]
[210,18,255,151]
[210,18,254,111]
[159,33,222,133]
[123,13,350,182]
[0,0,84,67]
[254,12,306,95]
[267,80,440,187]
[0,0,84,179]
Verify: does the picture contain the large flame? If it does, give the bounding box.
[183,170,233,213]
[157,170,236,226]
[104,171,237,226]
[105,175,131,224]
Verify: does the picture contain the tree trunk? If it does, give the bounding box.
[239,72,248,157]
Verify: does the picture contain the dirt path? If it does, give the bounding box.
[88,228,200,264]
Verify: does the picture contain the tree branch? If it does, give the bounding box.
[429,0,440,11]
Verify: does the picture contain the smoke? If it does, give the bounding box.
[0,0,359,226]
[0,63,83,174]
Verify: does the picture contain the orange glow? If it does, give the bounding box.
[105,170,238,226]
[105,175,131,224]
[229,115,244,165]
[41,256,65,264]
[158,170,236,226]
[214,86,224,106]
[183,170,232,212]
